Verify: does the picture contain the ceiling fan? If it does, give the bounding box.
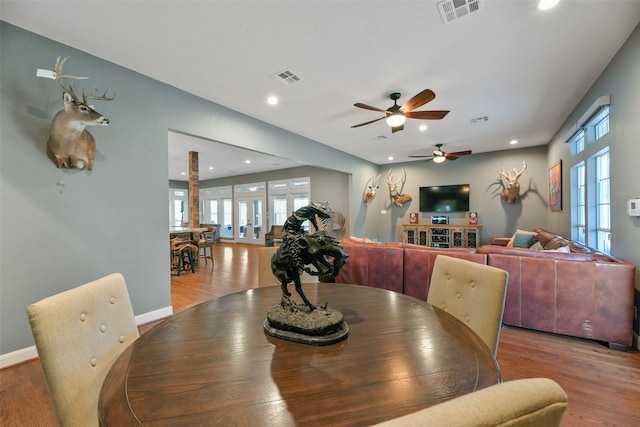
[409,143,472,163]
[351,89,450,133]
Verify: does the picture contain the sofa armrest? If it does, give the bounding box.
[490,237,511,246]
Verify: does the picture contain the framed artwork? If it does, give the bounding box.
[549,160,562,211]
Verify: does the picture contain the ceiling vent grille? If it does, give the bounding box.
[437,0,482,24]
[469,116,489,124]
[270,69,302,85]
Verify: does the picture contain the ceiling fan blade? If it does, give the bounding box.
[400,89,436,112]
[391,124,404,133]
[445,150,472,158]
[408,155,434,159]
[405,110,450,120]
[350,116,385,128]
[354,103,386,113]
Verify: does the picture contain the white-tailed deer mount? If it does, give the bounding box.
[498,160,528,203]
[46,56,115,170]
[387,168,412,207]
[363,174,382,204]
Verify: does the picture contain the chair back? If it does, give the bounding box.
[427,255,508,357]
[371,378,568,427]
[27,273,139,426]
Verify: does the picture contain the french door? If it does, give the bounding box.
[235,182,266,245]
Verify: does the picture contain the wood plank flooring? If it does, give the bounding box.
[1,243,639,426]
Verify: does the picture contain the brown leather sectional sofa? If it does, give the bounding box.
[335,231,636,348]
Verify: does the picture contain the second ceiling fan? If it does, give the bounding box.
[351,89,450,133]
[409,143,472,163]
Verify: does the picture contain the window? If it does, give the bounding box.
[591,106,610,142]
[570,162,585,243]
[569,96,612,253]
[268,177,310,230]
[566,97,609,155]
[199,186,233,237]
[569,129,585,156]
[169,189,188,227]
[593,149,610,253]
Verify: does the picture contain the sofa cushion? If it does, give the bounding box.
[532,228,571,250]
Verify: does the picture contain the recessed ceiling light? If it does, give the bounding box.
[510,139,518,145]
[180,172,186,176]
[245,160,251,164]
[419,124,428,131]
[267,96,278,105]
[388,156,394,161]
[209,166,214,170]
[538,0,559,10]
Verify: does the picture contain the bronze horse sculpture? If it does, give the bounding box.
[271,202,348,310]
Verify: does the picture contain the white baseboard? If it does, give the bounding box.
[135,305,174,325]
[0,305,174,369]
[0,346,39,369]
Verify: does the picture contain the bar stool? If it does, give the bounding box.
[170,239,197,276]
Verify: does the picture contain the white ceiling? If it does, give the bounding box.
[2,1,639,181]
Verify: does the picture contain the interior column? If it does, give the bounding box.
[189,151,199,228]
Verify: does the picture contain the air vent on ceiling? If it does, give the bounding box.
[373,135,388,141]
[437,0,482,24]
[469,116,489,124]
[270,69,303,85]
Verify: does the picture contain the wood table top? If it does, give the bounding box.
[99,284,500,426]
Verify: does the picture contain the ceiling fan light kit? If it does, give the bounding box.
[433,155,446,164]
[386,113,406,127]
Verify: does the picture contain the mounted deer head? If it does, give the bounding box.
[363,174,382,204]
[498,160,527,203]
[46,56,115,170]
[387,168,412,207]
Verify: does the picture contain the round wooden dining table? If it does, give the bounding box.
[99,283,500,426]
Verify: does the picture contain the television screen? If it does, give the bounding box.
[419,184,470,213]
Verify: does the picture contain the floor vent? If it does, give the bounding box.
[437,0,482,24]
[270,69,302,85]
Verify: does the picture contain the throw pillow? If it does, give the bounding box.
[506,229,536,247]
[513,232,536,248]
[529,242,544,251]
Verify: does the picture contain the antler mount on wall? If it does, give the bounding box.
[45,56,115,171]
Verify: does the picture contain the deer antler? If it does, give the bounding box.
[53,56,88,103]
[513,160,527,180]
[53,56,115,103]
[82,80,116,103]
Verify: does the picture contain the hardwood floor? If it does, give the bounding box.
[1,243,639,426]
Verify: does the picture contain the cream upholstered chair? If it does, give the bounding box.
[370,378,568,427]
[27,273,139,427]
[427,255,508,358]
[258,246,318,287]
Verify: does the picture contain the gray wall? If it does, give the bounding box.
[366,146,549,243]
[546,24,640,270]
[0,22,376,356]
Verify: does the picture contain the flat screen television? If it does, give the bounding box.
[419,184,470,213]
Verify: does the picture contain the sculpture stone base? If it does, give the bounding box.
[264,296,348,346]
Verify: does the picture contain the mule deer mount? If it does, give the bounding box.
[363,174,382,204]
[387,168,412,207]
[497,160,528,204]
[44,56,115,170]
